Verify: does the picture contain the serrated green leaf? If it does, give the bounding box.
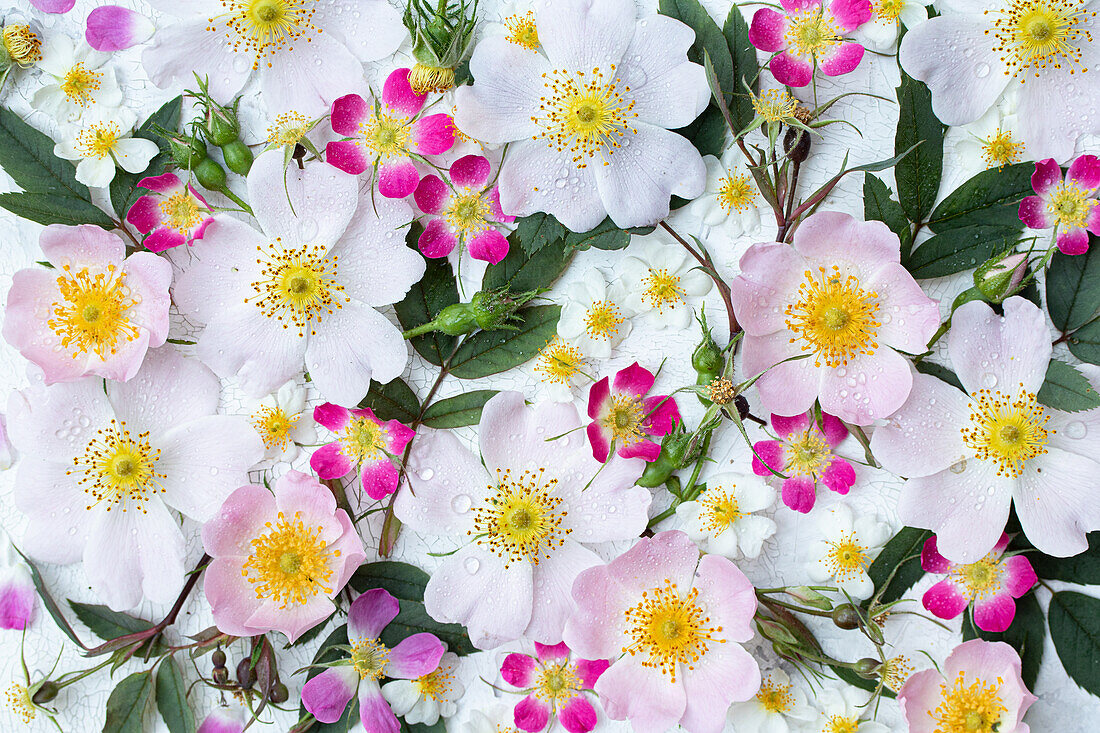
[103,671,154,733]
[563,216,630,251]
[905,225,1021,279]
[1068,318,1100,365]
[927,163,1034,232]
[895,73,943,224]
[12,548,85,648]
[421,390,499,428]
[1038,359,1100,412]
[350,561,430,601]
[1049,591,1100,697]
[1047,239,1100,333]
[723,5,757,130]
[110,95,183,219]
[0,106,90,199]
[865,527,932,606]
[915,361,965,392]
[513,213,567,256]
[359,378,420,424]
[449,305,560,379]
[69,600,155,640]
[394,229,460,366]
[1030,532,1100,584]
[864,174,911,254]
[155,658,195,733]
[483,236,573,293]
[381,599,476,656]
[960,593,1044,690]
[0,191,115,228]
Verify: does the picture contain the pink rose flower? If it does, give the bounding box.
[300,588,445,733]
[748,0,872,88]
[126,172,214,252]
[413,154,515,264]
[731,211,939,425]
[501,642,609,733]
[327,68,456,198]
[310,403,414,501]
[0,541,36,631]
[752,410,855,513]
[921,533,1037,633]
[898,640,1036,733]
[3,224,171,384]
[562,531,760,733]
[202,470,366,642]
[1018,155,1100,255]
[586,362,680,463]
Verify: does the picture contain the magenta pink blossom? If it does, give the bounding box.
[921,533,1036,633]
[197,707,243,733]
[563,531,760,733]
[3,224,171,385]
[501,642,609,733]
[0,548,36,631]
[85,6,154,52]
[28,0,74,12]
[202,471,366,642]
[1018,155,1100,255]
[301,589,445,733]
[310,403,414,501]
[752,410,855,513]
[126,172,214,252]
[748,0,872,88]
[898,640,1035,733]
[327,68,456,198]
[586,362,680,463]
[414,154,515,264]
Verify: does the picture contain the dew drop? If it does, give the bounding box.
[464,557,480,574]
[1065,421,1087,439]
[451,494,472,514]
[418,468,435,481]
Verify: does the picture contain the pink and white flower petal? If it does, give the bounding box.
[248,150,358,248]
[817,345,913,424]
[1031,158,1064,197]
[314,403,352,432]
[360,456,401,501]
[731,243,807,334]
[514,694,551,732]
[943,640,1036,725]
[973,593,1018,633]
[30,0,75,12]
[501,653,538,688]
[450,155,492,189]
[329,195,423,307]
[611,530,699,596]
[359,683,401,733]
[1068,154,1100,190]
[614,16,709,129]
[525,539,603,644]
[203,555,267,638]
[863,263,940,353]
[414,174,450,215]
[272,471,345,541]
[920,534,955,574]
[409,114,457,156]
[949,298,1050,396]
[386,633,445,681]
[453,35,552,144]
[143,17,251,105]
[821,458,855,494]
[302,666,360,724]
[0,562,36,630]
[618,436,661,462]
[680,640,761,733]
[6,377,113,463]
[1014,447,1100,557]
[499,140,607,231]
[382,68,427,118]
[306,298,409,405]
[751,439,785,477]
[326,140,372,176]
[196,303,308,399]
[818,41,865,77]
[769,52,814,88]
[693,554,757,642]
[197,706,245,733]
[312,0,405,63]
[575,658,610,688]
[560,460,650,542]
[246,589,337,643]
[795,212,900,276]
[311,443,356,481]
[558,696,599,733]
[331,93,371,137]
[642,394,680,436]
[748,8,787,52]
[395,430,485,536]
[829,0,873,30]
[171,216,266,326]
[201,485,277,558]
[419,219,460,258]
[468,229,510,264]
[107,344,218,432]
[481,394,589,478]
[1056,227,1090,256]
[923,578,969,620]
[378,158,421,199]
[595,657,687,733]
[562,564,633,659]
[872,373,972,477]
[780,476,817,513]
[537,0,636,72]
[1003,555,1037,597]
[257,31,365,117]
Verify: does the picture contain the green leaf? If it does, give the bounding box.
[394,232,460,366]
[350,561,430,602]
[960,593,1045,690]
[563,216,631,251]
[110,95,182,218]
[865,527,932,606]
[403,719,447,733]
[905,225,1020,279]
[864,174,912,254]
[449,305,560,379]
[69,601,155,640]
[0,106,91,199]
[894,73,943,224]
[1038,359,1100,412]
[0,191,116,228]
[915,361,965,392]
[155,658,195,733]
[13,548,85,648]
[927,163,1034,232]
[1049,591,1100,697]
[1030,532,1100,584]
[1047,241,1100,333]
[421,390,499,428]
[722,5,757,130]
[483,236,573,293]
[829,664,896,699]
[1068,319,1100,365]
[103,671,154,733]
[673,105,728,159]
[381,599,476,656]
[358,378,420,424]
[513,213,568,256]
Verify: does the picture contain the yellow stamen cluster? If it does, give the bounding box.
[785,266,881,368]
[61,62,102,107]
[208,0,319,69]
[753,88,798,123]
[961,385,1051,477]
[471,469,570,566]
[4,683,34,724]
[70,420,164,512]
[986,0,1095,79]
[415,663,455,702]
[444,192,492,238]
[49,263,139,359]
[505,12,540,50]
[930,672,1007,733]
[534,337,584,385]
[717,173,757,214]
[252,405,299,449]
[247,240,348,336]
[623,581,724,682]
[642,268,686,312]
[981,129,1024,168]
[1046,180,1097,229]
[266,111,311,146]
[532,67,638,168]
[584,299,624,340]
[410,63,455,95]
[873,0,906,21]
[358,113,412,160]
[821,531,869,583]
[159,190,206,234]
[340,416,388,465]
[3,24,41,67]
[698,488,742,536]
[784,8,842,58]
[756,674,795,713]
[953,553,1004,602]
[824,715,861,733]
[534,662,582,704]
[351,637,390,680]
[600,392,646,449]
[74,122,122,159]
[881,655,913,692]
[242,510,338,607]
[706,377,735,405]
[784,428,832,478]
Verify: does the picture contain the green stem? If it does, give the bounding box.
[218,187,253,216]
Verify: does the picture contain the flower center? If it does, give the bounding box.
[414,664,455,701]
[881,655,913,692]
[873,0,906,21]
[953,554,1004,601]
[61,62,102,107]
[717,173,757,214]
[70,420,164,512]
[74,122,122,159]
[784,9,842,58]
[601,393,646,448]
[784,428,833,478]
[623,580,724,682]
[533,67,638,169]
[785,266,881,368]
[961,386,1051,477]
[248,241,348,336]
[212,0,318,68]
[444,192,492,238]
[931,672,1007,733]
[535,337,584,385]
[350,637,389,680]
[159,190,205,234]
[642,268,686,313]
[584,299,624,340]
[535,662,581,704]
[252,405,299,449]
[698,488,742,536]
[825,715,860,733]
[753,88,797,123]
[1047,181,1096,229]
[409,63,455,95]
[471,468,570,566]
[981,129,1024,168]
[359,113,411,160]
[756,675,795,714]
[340,416,388,464]
[986,0,1096,79]
[3,25,41,67]
[505,11,540,50]
[4,683,34,724]
[821,531,869,582]
[242,510,338,608]
[267,110,311,146]
[48,263,139,359]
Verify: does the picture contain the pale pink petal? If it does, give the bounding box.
[862,263,941,353]
[197,707,245,733]
[196,303,306,399]
[170,216,265,327]
[247,149,358,246]
[949,298,1050,396]
[525,540,602,644]
[561,564,632,659]
[14,459,88,564]
[385,633,445,679]
[817,345,914,425]
[1017,60,1100,161]
[311,0,405,63]
[1014,448,1100,557]
[680,640,761,733]
[595,658,685,733]
[744,334,822,418]
[204,556,266,638]
[359,682,400,733]
[30,0,75,12]
[381,68,426,118]
[395,429,485,536]
[871,373,971,477]
[201,485,277,558]
[731,242,807,335]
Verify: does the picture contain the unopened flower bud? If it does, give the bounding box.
[30,680,58,705]
[831,603,861,629]
[268,681,289,704]
[404,0,478,94]
[404,288,541,339]
[787,585,832,611]
[636,428,689,488]
[974,252,1028,303]
[167,134,208,170]
[211,649,227,668]
[204,102,241,147]
[783,125,811,163]
[236,657,255,689]
[756,617,799,647]
[854,657,880,678]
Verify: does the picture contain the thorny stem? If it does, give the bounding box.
[659,221,740,339]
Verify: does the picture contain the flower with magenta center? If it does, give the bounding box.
[414,154,515,264]
[749,0,873,87]
[126,172,214,252]
[752,410,856,513]
[310,403,414,502]
[1018,155,1100,255]
[501,642,608,733]
[586,362,680,463]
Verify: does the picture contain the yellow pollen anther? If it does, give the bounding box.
[881,655,914,692]
[1047,180,1097,229]
[532,66,638,168]
[986,0,1096,79]
[267,111,311,146]
[930,671,1007,733]
[3,25,41,67]
[409,63,455,94]
[953,553,1005,601]
[252,405,299,449]
[415,663,455,701]
[784,8,842,58]
[873,0,906,21]
[208,0,319,69]
[698,488,742,535]
[981,129,1025,168]
[535,337,584,386]
[784,428,832,478]
[717,173,757,214]
[4,683,34,724]
[824,715,861,733]
[756,674,795,713]
[61,62,102,107]
[505,12,540,50]
[706,377,735,405]
[785,266,881,368]
[961,385,1051,477]
[535,662,581,704]
[74,122,122,159]
[584,299,624,340]
[642,268,686,312]
[358,112,412,160]
[70,419,165,513]
[601,392,646,449]
[48,263,139,359]
[471,468,570,566]
[340,416,388,464]
[159,190,205,234]
[351,637,390,680]
[444,192,492,238]
[247,240,348,336]
[623,581,724,682]
[242,510,338,608]
[822,531,869,583]
[753,88,798,123]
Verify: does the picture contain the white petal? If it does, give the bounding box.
[331,196,424,308]
[499,139,607,231]
[949,297,1051,396]
[306,299,408,405]
[76,156,117,188]
[247,150,358,247]
[312,0,406,63]
[113,138,159,173]
[107,345,220,435]
[454,35,553,144]
[614,16,709,129]
[196,303,307,399]
[537,0,635,71]
[142,17,251,102]
[257,30,367,117]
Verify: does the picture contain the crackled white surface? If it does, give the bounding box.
[0,0,1098,731]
